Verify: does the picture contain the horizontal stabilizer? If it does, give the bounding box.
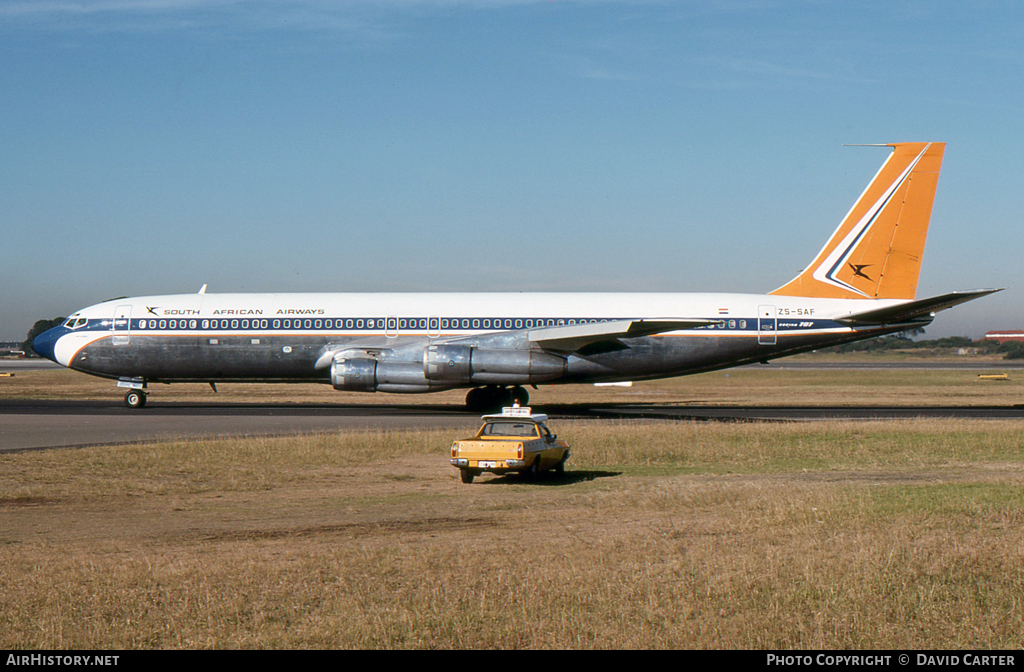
[528,318,721,352]
[835,289,1003,325]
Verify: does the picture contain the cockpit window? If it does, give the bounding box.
[63,318,75,327]
[74,318,87,328]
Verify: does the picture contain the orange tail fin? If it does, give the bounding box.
[771,142,945,300]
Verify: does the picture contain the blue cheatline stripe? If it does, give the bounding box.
[74,316,851,334]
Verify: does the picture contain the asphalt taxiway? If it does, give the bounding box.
[0,400,474,452]
[3,398,1023,453]
[4,356,1023,452]
[0,359,62,372]
[5,359,1023,373]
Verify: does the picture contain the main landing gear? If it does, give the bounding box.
[124,389,148,409]
[464,385,530,413]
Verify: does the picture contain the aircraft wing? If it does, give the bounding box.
[313,344,395,370]
[835,289,1003,326]
[527,318,721,352]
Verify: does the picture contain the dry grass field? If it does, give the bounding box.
[2,419,1024,649]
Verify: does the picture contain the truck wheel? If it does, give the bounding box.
[460,469,475,484]
[529,457,542,479]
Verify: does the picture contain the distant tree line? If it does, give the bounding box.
[824,331,1024,359]
[20,318,65,356]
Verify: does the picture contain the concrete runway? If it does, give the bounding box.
[3,398,1023,453]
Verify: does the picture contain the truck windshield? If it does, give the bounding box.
[481,422,538,437]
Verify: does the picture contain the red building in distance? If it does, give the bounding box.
[984,331,1024,343]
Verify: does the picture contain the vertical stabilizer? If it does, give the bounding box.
[771,142,945,300]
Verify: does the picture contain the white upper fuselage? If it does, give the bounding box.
[66,291,906,322]
[50,291,905,369]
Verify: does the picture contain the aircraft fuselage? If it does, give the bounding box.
[33,291,919,389]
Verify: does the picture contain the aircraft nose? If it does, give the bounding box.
[32,326,63,364]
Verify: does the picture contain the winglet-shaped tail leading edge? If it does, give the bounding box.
[771,142,945,300]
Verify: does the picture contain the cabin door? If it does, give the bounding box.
[112,305,132,346]
[757,305,777,345]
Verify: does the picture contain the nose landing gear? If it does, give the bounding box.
[124,389,148,409]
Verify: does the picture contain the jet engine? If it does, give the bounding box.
[423,344,565,385]
[331,357,444,393]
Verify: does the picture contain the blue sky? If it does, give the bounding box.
[2,1,1022,341]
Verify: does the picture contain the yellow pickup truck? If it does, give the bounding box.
[450,406,570,483]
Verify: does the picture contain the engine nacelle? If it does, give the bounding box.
[332,357,442,393]
[423,344,472,381]
[331,357,377,392]
[424,345,565,385]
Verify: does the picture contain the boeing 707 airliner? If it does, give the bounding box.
[33,142,999,410]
